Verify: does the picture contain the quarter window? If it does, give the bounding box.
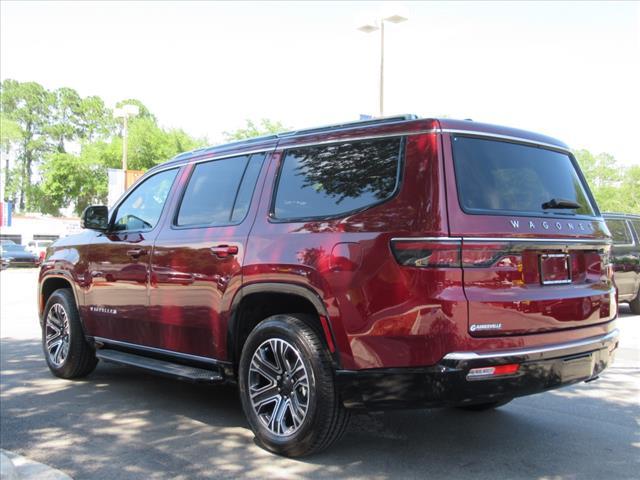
[176,153,265,227]
[112,169,178,232]
[273,137,402,220]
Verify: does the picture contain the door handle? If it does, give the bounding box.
[210,245,238,258]
[127,248,147,259]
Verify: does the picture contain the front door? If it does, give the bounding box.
[84,168,180,343]
[149,152,268,358]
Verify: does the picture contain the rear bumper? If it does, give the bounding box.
[336,328,619,409]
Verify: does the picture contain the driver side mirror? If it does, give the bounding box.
[81,205,109,231]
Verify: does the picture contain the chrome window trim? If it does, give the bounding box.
[91,336,231,366]
[443,329,619,361]
[391,236,611,245]
[441,129,571,152]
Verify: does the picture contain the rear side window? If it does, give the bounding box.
[452,136,596,217]
[273,137,402,220]
[607,219,633,245]
[176,153,264,227]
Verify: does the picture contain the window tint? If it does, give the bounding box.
[273,138,402,220]
[112,169,178,232]
[177,155,250,226]
[231,154,265,223]
[607,219,632,244]
[452,137,596,217]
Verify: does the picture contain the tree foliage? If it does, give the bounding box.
[574,149,640,214]
[223,119,288,141]
[0,79,205,215]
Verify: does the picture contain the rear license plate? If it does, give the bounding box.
[540,253,571,285]
[561,354,594,382]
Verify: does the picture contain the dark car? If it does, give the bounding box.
[603,213,640,313]
[1,243,40,267]
[38,116,618,457]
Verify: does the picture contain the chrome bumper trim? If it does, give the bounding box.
[443,329,619,362]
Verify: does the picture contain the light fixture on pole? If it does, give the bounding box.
[358,14,408,117]
[113,104,140,178]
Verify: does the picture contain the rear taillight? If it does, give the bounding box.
[390,240,461,268]
[391,239,523,274]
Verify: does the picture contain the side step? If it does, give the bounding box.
[96,349,224,383]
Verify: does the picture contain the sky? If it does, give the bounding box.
[1,1,639,165]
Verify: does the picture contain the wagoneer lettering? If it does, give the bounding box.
[38,115,618,457]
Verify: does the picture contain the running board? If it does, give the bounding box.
[96,349,224,383]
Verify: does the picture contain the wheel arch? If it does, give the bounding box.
[39,273,80,325]
[227,283,340,372]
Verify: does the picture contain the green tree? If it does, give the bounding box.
[223,118,287,141]
[574,149,640,214]
[0,79,54,210]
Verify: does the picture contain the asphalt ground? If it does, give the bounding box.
[1,268,638,479]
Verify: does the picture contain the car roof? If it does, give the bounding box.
[146,115,570,176]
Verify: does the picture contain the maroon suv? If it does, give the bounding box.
[39,116,619,457]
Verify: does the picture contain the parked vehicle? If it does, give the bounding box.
[38,116,619,457]
[1,243,40,267]
[27,239,54,262]
[603,213,640,313]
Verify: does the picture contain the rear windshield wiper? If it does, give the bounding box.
[541,198,581,210]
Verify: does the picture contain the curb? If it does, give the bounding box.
[0,450,73,480]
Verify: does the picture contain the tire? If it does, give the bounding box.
[238,314,349,457]
[456,398,513,411]
[42,288,97,379]
[629,290,640,315]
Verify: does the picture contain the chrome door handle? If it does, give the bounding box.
[210,245,238,258]
[127,248,147,259]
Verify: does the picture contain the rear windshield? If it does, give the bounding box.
[452,136,596,217]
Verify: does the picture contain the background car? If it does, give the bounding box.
[0,243,40,268]
[603,213,640,314]
[26,239,54,262]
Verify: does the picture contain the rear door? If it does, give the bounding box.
[148,152,268,358]
[444,134,615,337]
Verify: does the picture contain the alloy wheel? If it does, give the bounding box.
[248,338,310,437]
[45,303,71,367]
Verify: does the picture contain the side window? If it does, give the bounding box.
[273,137,402,220]
[607,219,632,245]
[231,154,266,223]
[177,154,264,227]
[112,169,178,232]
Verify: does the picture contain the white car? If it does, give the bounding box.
[26,239,54,261]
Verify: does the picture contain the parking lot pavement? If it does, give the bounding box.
[1,268,638,480]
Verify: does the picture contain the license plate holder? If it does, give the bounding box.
[539,253,571,285]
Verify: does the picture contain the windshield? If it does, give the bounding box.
[452,136,596,217]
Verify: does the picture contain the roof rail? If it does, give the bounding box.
[282,114,419,137]
[167,114,420,164]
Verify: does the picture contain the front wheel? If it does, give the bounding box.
[238,314,349,457]
[42,289,97,379]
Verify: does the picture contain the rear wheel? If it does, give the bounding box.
[456,398,513,411]
[42,289,97,379]
[238,314,349,457]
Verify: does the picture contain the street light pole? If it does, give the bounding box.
[113,104,139,189]
[358,14,408,117]
[379,20,384,117]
